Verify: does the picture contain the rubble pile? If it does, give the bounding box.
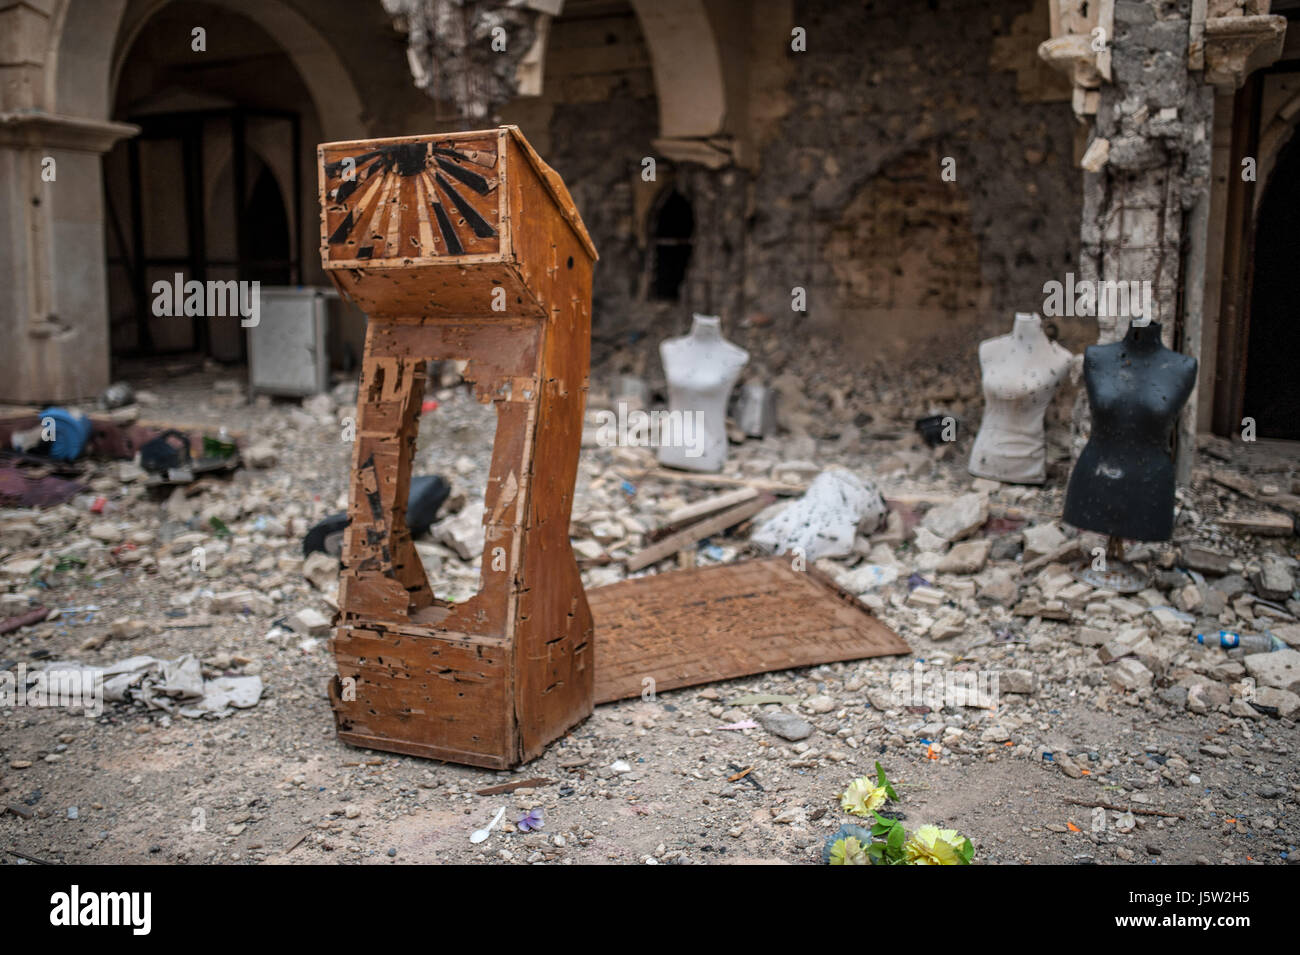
[0,342,1296,863]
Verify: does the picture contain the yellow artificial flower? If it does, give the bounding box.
[829,837,870,865]
[840,776,889,817]
[904,824,964,865]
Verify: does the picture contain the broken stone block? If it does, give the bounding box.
[302,393,335,418]
[1022,523,1067,560]
[210,590,275,615]
[751,468,886,561]
[1252,557,1295,602]
[871,509,907,545]
[1255,686,1300,719]
[1211,574,1250,599]
[1181,543,1232,575]
[1243,648,1300,694]
[1172,582,1203,613]
[289,607,331,636]
[1097,627,1152,664]
[913,526,948,554]
[109,618,148,640]
[303,551,340,592]
[1187,681,1230,714]
[999,669,1036,694]
[1149,607,1192,635]
[1272,623,1300,647]
[1229,698,1262,719]
[921,493,988,542]
[245,443,278,469]
[571,538,605,561]
[88,522,123,543]
[432,502,486,560]
[907,585,946,608]
[938,538,991,575]
[975,566,1018,604]
[760,710,814,741]
[929,610,966,641]
[1074,626,1111,647]
[1105,657,1153,692]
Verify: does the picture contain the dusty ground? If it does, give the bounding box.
[1,342,1298,865]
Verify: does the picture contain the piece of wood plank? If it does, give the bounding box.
[625,495,770,572]
[590,557,910,704]
[664,486,758,526]
[618,466,805,495]
[1219,511,1295,536]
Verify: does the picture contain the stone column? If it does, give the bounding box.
[0,112,137,404]
[1041,0,1285,479]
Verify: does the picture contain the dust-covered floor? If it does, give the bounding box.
[2,340,1298,865]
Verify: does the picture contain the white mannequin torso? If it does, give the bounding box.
[968,313,1072,485]
[658,315,748,472]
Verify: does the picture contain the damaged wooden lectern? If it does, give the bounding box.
[318,126,597,769]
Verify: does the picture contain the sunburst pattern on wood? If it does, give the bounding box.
[321,135,500,262]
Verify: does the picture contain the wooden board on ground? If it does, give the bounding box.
[589,557,911,703]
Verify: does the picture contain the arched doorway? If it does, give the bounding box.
[99,0,350,362]
[1242,128,1300,439]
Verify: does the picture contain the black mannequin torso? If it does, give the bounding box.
[1063,322,1197,541]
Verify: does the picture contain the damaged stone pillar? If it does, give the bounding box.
[1041,0,1286,481]
[0,113,137,403]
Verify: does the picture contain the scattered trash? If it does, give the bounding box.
[36,408,92,461]
[98,382,136,410]
[1196,629,1284,653]
[139,429,192,474]
[470,806,506,844]
[517,808,544,832]
[735,382,777,438]
[0,466,85,508]
[30,654,263,718]
[914,413,957,448]
[0,606,50,635]
[716,719,758,730]
[751,467,887,561]
[303,474,450,556]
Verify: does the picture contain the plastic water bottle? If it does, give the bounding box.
[1195,630,1285,652]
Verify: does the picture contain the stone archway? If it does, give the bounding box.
[4,0,367,400]
[628,0,726,141]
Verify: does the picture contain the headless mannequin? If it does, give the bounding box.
[659,315,749,472]
[969,313,1073,484]
[1063,321,1197,541]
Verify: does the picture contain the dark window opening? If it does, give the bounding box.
[650,189,693,301]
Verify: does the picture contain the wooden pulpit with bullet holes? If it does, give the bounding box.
[318,126,597,769]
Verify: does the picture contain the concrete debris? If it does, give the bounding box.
[432,501,486,561]
[752,468,886,561]
[3,345,1298,864]
[288,607,332,637]
[32,654,262,718]
[1243,649,1300,694]
[921,492,988,542]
